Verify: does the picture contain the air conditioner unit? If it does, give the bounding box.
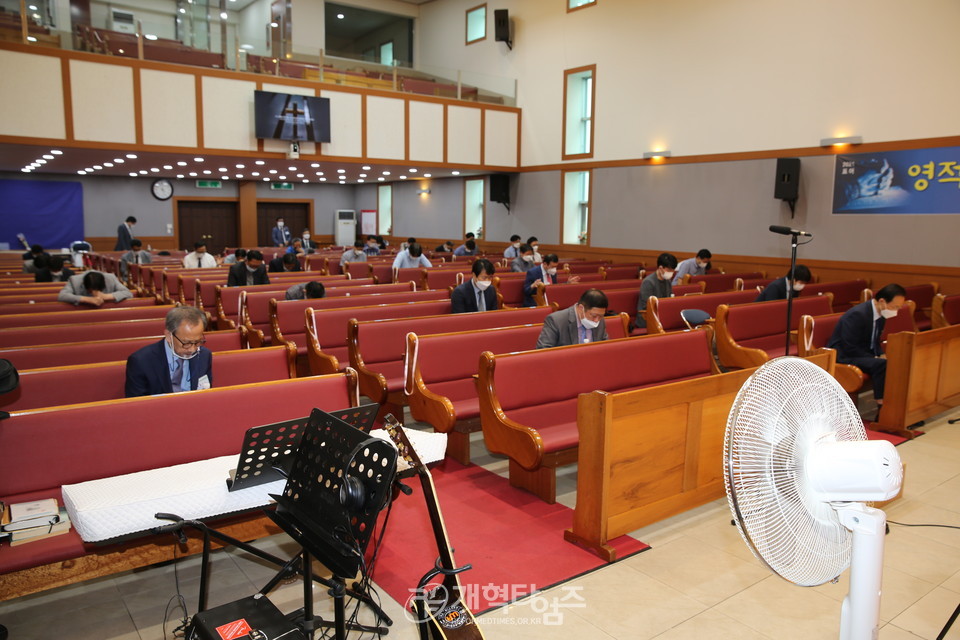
[111,9,136,34]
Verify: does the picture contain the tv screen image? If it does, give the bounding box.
[254,90,331,143]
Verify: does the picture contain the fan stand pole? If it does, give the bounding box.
[784,232,800,357]
[836,504,887,640]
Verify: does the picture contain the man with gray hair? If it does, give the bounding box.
[124,306,213,397]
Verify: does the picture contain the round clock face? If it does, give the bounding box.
[151,178,174,201]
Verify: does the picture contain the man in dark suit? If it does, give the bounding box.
[536,289,609,349]
[125,307,213,397]
[522,253,580,307]
[268,253,302,273]
[227,250,269,286]
[826,283,906,409]
[755,265,812,302]
[34,255,74,282]
[451,259,498,313]
[271,217,292,247]
[115,216,136,251]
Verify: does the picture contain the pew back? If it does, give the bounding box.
[0,304,177,330]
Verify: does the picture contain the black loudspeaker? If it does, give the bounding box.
[774,158,801,200]
[490,174,510,204]
[494,9,510,43]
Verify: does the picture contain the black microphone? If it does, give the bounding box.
[769,225,813,237]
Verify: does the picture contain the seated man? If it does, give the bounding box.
[826,284,907,412]
[285,281,326,301]
[183,241,218,268]
[510,244,536,272]
[340,241,368,267]
[536,289,609,349]
[435,241,455,253]
[223,248,247,265]
[635,252,677,329]
[269,252,302,273]
[673,248,711,285]
[35,255,74,283]
[300,229,317,253]
[755,265,811,302]
[450,259,498,313]
[119,239,152,277]
[227,250,269,286]
[522,253,580,307]
[22,244,49,273]
[363,235,381,256]
[58,270,133,306]
[392,242,432,269]
[126,306,212,397]
[503,234,522,259]
[453,238,478,257]
[527,236,542,264]
[286,238,306,256]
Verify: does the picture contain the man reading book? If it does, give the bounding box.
[125,307,213,397]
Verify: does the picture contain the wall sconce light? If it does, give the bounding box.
[643,150,671,160]
[819,136,863,147]
[417,188,431,195]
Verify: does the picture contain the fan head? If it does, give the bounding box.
[723,357,899,587]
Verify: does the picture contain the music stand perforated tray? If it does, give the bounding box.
[227,403,379,491]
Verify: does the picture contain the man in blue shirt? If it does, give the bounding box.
[503,234,522,259]
[453,239,478,257]
[672,249,712,285]
[125,307,213,397]
[392,243,432,269]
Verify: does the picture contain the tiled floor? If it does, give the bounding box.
[3,407,960,639]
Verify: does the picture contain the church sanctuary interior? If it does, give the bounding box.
[2,0,960,638]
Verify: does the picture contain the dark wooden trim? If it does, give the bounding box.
[567,0,598,13]
[465,3,488,45]
[194,74,204,149]
[561,64,596,161]
[60,57,74,141]
[132,67,143,145]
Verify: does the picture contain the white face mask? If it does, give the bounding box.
[355,250,363,257]
[303,233,310,240]
[792,283,806,292]
[167,337,201,360]
[580,316,600,330]
[546,267,557,276]
[512,242,520,249]
[662,270,675,280]
[880,308,898,319]
[246,265,258,273]
[522,254,534,262]
[277,221,285,228]
[531,245,539,252]
[475,279,491,290]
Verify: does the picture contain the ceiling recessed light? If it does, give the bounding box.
[310,163,320,168]
[114,158,124,163]
[236,164,245,169]
[382,171,391,176]
[77,170,86,175]
[189,172,197,177]
[378,177,385,182]
[269,169,277,174]
[179,7,185,13]
[315,171,324,176]
[144,34,158,40]
[50,150,63,155]
[302,179,309,183]
[28,4,38,10]
[400,175,407,179]
[339,180,346,184]
[176,174,184,179]
[296,173,304,178]
[36,159,48,165]
[269,21,278,27]
[150,168,159,172]
[359,173,367,178]
[251,172,260,177]
[129,172,138,177]
[127,154,138,159]
[263,177,270,181]
[177,161,187,166]
[255,160,265,165]
[362,165,371,170]
[103,162,114,167]
[219,11,227,19]
[219,167,228,172]
[203,170,211,174]
[424,173,432,177]
[451,171,460,176]
[26,36,37,42]
[42,154,54,160]
[337,13,344,19]
[163,165,173,170]
[288,166,297,171]
[236,174,243,179]
[194,157,204,162]
[409,168,418,173]
[357,179,364,183]
[221,176,229,180]
[139,170,148,175]
[337,169,346,174]
[319,177,327,181]
[92,164,101,170]
[278,175,286,180]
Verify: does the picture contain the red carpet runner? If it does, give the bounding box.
[369,460,650,613]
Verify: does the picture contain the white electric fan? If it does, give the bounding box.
[724,357,903,640]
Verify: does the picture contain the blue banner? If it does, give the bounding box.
[0,179,84,250]
[833,146,960,214]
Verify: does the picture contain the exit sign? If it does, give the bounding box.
[270,182,294,191]
[196,180,222,188]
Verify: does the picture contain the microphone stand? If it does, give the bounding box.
[784,231,800,357]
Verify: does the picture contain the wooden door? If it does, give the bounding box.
[177,200,239,255]
[257,201,311,246]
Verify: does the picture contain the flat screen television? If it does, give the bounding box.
[254,90,331,143]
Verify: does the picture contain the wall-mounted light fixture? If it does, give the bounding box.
[417,188,431,195]
[642,150,672,159]
[819,136,863,147]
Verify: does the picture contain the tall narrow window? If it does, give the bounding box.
[466,4,486,45]
[378,184,393,236]
[562,170,591,245]
[567,0,597,11]
[379,41,394,66]
[562,65,596,159]
[464,178,485,240]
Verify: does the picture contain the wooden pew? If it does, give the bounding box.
[0,296,155,317]
[0,304,177,330]
[214,277,364,329]
[0,373,358,600]
[878,324,960,437]
[476,329,720,503]
[797,313,869,394]
[533,278,643,308]
[685,271,765,293]
[600,264,644,280]
[644,289,759,334]
[0,331,245,371]
[798,279,871,312]
[714,295,834,369]
[903,283,939,331]
[2,345,296,412]
[932,293,960,329]
[565,351,837,560]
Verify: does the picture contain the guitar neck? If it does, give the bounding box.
[416,466,458,572]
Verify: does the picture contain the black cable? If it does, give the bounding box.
[162,542,191,639]
[888,520,960,531]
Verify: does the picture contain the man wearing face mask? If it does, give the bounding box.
[672,249,712,285]
[271,217,292,247]
[450,259,498,313]
[503,235,522,259]
[510,244,537,273]
[125,306,213,397]
[522,254,580,307]
[755,265,812,302]
[526,237,543,264]
[340,241,368,267]
[827,283,907,411]
[536,289,609,349]
[635,253,678,330]
[301,229,316,253]
[227,250,269,286]
[363,235,381,256]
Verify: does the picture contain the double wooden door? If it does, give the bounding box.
[177,200,239,255]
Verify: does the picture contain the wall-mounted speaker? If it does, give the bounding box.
[494,9,511,47]
[490,174,510,204]
[774,158,800,201]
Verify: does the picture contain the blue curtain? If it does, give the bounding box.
[0,179,84,251]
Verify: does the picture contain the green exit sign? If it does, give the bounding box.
[196,180,222,188]
[270,182,295,191]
